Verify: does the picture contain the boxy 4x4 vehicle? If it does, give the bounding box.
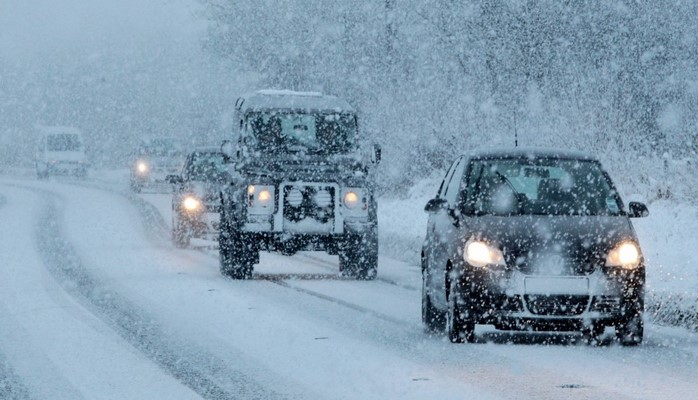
[218,90,381,280]
[35,127,88,179]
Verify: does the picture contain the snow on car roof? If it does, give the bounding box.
[37,125,82,136]
[237,90,355,113]
[468,146,597,161]
[192,146,221,154]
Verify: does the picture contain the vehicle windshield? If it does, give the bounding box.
[139,139,182,158]
[47,134,82,151]
[186,152,227,181]
[464,158,623,216]
[246,111,357,154]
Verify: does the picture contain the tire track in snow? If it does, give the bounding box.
[22,184,286,400]
[0,353,34,400]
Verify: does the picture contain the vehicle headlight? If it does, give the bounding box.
[136,161,149,174]
[464,239,505,268]
[342,187,369,218]
[606,241,641,269]
[343,190,360,209]
[182,196,201,211]
[247,184,275,214]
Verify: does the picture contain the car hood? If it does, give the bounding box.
[464,215,638,274]
[186,181,224,203]
[46,151,86,162]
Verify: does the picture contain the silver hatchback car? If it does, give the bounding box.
[421,148,648,345]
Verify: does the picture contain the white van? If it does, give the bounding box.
[35,127,88,179]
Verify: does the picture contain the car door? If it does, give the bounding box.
[427,156,467,308]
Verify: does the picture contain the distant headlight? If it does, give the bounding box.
[606,241,641,269]
[136,161,149,174]
[464,239,505,268]
[182,196,201,211]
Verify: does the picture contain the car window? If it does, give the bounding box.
[184,152,227,181]
[464,158,622,216]
[437,157,460,198]
[443,157,466,205]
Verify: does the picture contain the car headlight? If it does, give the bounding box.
[247,184,275,214]
[182,196,201,211]
[343,190,360,209]
[464,239,505,268]
[136,161,149,174]
[606,241,641,269]
[341,188,369,218]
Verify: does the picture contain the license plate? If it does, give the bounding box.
[524,277,589,295]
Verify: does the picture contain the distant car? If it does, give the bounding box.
[35,127,88,179]
[167,148,228,248]
[130,137,184,192]
[421,148,648,345]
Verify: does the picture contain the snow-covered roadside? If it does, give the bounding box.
[379,177,698,331]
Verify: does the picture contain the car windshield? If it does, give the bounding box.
[464,158,623,216]
[246,111,357,154]
[139,139,182,157]
[186,152,227,181]
[47,134,81,151]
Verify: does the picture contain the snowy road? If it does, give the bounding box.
[1,177,698,399]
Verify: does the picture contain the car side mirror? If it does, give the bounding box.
[628,201,649,218]
[424,197,447,213]
[371,143,382,164]
[166,175,183,185]
[221,140,236,163]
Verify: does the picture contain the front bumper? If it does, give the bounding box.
[179,211,220,240]
[459,264,644,330]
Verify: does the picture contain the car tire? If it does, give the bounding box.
[422,260,445,333]
[130,180,142,193]
[615,311,644,346]
[172,218,190,248]
[219,227,255,280]
[446,276,475,343]
[339,231,378,280]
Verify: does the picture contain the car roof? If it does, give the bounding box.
[236,90,355,113]
[191,146,221,154]
[38,126,82,136]
[466,147,598,162]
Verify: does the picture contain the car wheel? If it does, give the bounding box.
[130,180,142,193]
[615,312,644,346]
[172,218,190,248]
[339,231,378,280]
[446,276,475,343]
[422,260,445,333]
[219,229,254,280]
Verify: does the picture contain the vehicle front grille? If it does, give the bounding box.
[283,185,336,223]
[524,295,590,316]
[513,253,603,276]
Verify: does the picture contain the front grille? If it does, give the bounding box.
[513,253,603,276]
[589,296,621,313]
[524,295,590,316]
[283,185,335,223]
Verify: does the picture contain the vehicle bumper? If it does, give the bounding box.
[241,219,376,253]
[179,212,220,240]
[459,264,644,330]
